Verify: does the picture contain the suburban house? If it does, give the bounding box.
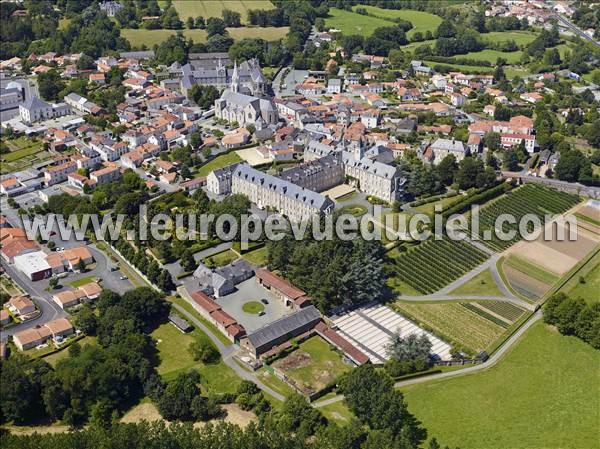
[52,282,102,309]
[6,296,36,318]
[12,318,74,351]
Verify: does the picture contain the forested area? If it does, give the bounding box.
[267,227,388,313]
[543,292,600,349]
[2,364,457,449]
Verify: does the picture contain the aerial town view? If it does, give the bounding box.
[0,0,598,448]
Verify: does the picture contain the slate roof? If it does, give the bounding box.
[247,305,321,349]
[431,138,466,153]
[21,96,50,111]
[342,152,397,180]
[233,164,334,212]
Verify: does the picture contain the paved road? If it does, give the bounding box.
[554,13,600,48]
[314,311,543,408]
[171,302,286,402]
[0,259,67,341]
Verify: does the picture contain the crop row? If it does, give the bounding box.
[460,303,509,328]
[473,184,580,251]
[389,237,489,294]
[476,301,526,322]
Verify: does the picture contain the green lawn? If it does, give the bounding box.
[69,275,97,288]
[413,196,463,215]
[195,152,242,177]
[168,296,232,346]
[566,256,600,304]
[242,301,264,314]
[325,8,395,37]
[242,246,268,266]
[203,249,238,267]
[317,398,355,424]
[352,6,442,38]
[151,322,241,393]
[273,336,353,392]
[462,48,523,64]
[121,26,288,47]
[401,321,600,449]
[43,336,97,367]
[170,0,275,23]
[340,204,368,217]
[481,30,539,46]
[424,60,494,74]
[449,269,503,297]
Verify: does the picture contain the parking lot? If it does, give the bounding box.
[214,277,293,332]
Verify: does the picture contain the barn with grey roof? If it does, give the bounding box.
[241,305,322,358]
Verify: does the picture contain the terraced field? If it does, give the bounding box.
[474,184,580,252]
[387,237,489,294]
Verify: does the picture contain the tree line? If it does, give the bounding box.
[2,362,460,449]
[543,292,600,349]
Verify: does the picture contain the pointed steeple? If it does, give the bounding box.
[231,60,240,93]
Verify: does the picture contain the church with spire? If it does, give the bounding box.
[175,57,268,98]
[214,60,278,128]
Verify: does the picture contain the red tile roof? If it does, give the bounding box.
[315,321,369,365]
[256,269,305,300]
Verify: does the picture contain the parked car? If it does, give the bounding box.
[258,311,266,316]
[260,298,269,305]
[120,276,128,280]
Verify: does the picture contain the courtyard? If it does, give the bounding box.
[214,277,293,332]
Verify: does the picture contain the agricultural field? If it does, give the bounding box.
[473,184,581,252]
[500,255,559,302]
[195,151,242,177]
[272,336,353,395]
[401,321,600,449]
[387,237,489,294]
[351,5,442,38]
[449,269,503,296]
[324,8,394,37]
[394,301,512,353]
[121,26,288,47]
[167,0,275,22]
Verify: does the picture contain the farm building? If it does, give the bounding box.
[255,269,312,310]
[241,305,322,359]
